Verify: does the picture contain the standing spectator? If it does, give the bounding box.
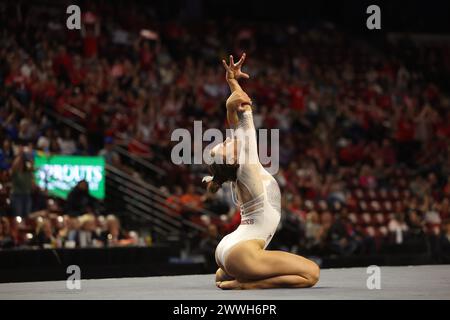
[10,146,33,217]
[81,12,101,59]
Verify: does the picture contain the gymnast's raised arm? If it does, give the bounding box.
[222,53,261,185]
[221,53,252,128]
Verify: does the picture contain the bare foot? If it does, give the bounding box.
[217,280,244,290]
[215,268,234,282]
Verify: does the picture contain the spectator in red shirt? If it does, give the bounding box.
[81,12,100,59]
[395,109,419,166]
[53,45,73,81]
[288,81,306,111]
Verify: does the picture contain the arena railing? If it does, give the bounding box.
[44,108,86,134]
[105,164,207,237]
[106,162,218,219]
[113,145,166,177]
[106,168,183,230]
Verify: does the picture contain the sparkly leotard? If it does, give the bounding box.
[215,110,281,268]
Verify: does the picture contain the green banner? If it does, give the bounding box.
[34,155,105,199]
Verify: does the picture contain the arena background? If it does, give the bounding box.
[0,0,450,283]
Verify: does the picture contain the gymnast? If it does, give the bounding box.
[202,53,320,289]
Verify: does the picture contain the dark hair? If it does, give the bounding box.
[207,163,239,194]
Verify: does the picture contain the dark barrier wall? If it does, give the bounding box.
[0,246,206,283]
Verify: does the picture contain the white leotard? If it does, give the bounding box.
[215,110,281,269]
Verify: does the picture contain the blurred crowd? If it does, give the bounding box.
[0,212,140,250]
[0,2,449,260]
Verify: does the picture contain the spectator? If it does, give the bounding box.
[33,218,56,248]
[36,127,55,152]
[443,178,450,198]
[388,213,409,245]
[10,146,34,217]
[179,184,203,219]
[0,139,14,170]
[437,219,450,263]
[98,137,121,166]
[77,133,93,155]
[165,185,184,216]
[279,199,304,252]
[58,215,79,244]
[100,215,135,247]
[65,180,99,216]
[48,135,62,154]
[304,211,322,252]
[406,210,427,249]
[424,202,441,234]
[73,214,102,248]
[202,191,229,216]
[0,217,14,249]
[81,12,100,59]
[58,128,77,155]
[439,198,450,220]
[326,211,359,256]
[288,195,307,222]
[195,224,220,272]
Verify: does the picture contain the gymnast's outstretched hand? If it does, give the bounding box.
[222,53,250,81]
[222,53,252,125]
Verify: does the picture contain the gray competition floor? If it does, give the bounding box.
[0,265,449,300]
